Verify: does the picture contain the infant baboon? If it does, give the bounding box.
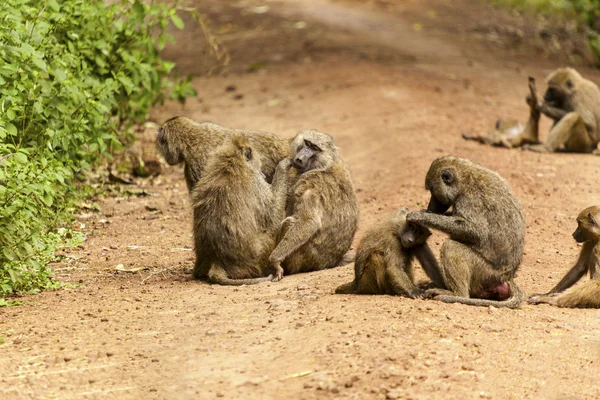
[528,206,600,308]
[191,134,290,285]
[407,156,526,308]
[462,77,540,148]
[527,68,600,153]
[156,116,290,192]
[268,129,359,276]
[335,208,444,297]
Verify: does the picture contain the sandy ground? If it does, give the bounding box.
[2,0,600,399]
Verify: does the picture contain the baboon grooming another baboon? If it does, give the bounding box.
[156,116,290,192]
[462,77,540,148]
[335,208,444,297]
[528,206,600,308]
[192,134,290,285]
[268,129,359,276]
[406,156,526,308]
[526,68,600,154]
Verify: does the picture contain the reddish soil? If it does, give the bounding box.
[2,0,600,399]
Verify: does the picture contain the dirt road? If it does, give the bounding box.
[2,0,600,399]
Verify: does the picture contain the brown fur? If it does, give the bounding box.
[528,206,600,308]
[406,156,526,308]
[463,77,540,148]
[527,68,600,153]
[191,134,290,285]
[335,208,444,297]
[156,116,290,192]
[268,129,359,276]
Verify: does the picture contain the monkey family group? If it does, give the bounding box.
[156,67,600,309]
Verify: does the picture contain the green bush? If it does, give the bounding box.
[494,0,600,62]
[0,0,196,298]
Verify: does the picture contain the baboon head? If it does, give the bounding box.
[544,67,582,108]
[290,129,338,173]
[394,207,432,248]
[480,278,511,301]
[212,133,262,177]
[423,156,470,215]
[156,116,185,165]
[573,206,600,243]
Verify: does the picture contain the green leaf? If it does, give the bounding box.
[117,75,134,95]
[3,248,16,261]
[54,69,67,82]
[170,15,184,29]
[5,123,17,136]
[43,192,54,207]
[132,1,145,18]
[14,153,27,164]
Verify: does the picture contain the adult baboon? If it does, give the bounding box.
[192,134,290,285]
[335,208,444,297]
[528,206,600,308]
[406,156,526,308]
[156,116,290,191]
[268,129,359,276]
[462,77,540,148]
[526,68,600,154]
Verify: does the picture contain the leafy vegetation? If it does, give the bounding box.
[494,0,600,62]
[0,0,197,298]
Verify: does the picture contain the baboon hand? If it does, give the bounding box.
[406,211,426,225]
[276,158,293,171]
[270,260,284,282]
[406,289,425,299]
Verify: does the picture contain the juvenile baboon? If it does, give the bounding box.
[526,68,600,153]
[528,206,600,308]
[191,134,290,285]
[462,77,540,148]
[406,156,526,308]
[156,116,290,191]
[335,208,444,297]
[268,129,359,276]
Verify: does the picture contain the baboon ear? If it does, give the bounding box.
[566,79,573,89]
[588,213,597,226]
[441,169,454,185]
[245,147,253,161]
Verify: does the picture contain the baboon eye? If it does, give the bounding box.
[245,148,253,161]
[566,79,573,89]
[441,170,454,185]
[589,213,597,226]
[304,140,320,152]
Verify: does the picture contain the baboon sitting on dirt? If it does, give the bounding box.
[156,116,290,192]
[528,206,600,308]
[407,156,525,308]
[268,129,359,277]
[335,207,444,297]
[526,68,600,154]
[192,134,291,285]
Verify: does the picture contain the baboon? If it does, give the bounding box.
[156,116,290,192]
[528,206,600,308]
[335,208,444,297]
[462,77,540,148]
[191,134,290,285]
[526,68,600,154]
[406,156,526,308]
[268,129,359,276]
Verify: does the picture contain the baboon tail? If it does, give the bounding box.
[335,281,357,294]
[556,280,600,308]
[436,282,524,309]
[461,132,485,144]
[207,265,273,286]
